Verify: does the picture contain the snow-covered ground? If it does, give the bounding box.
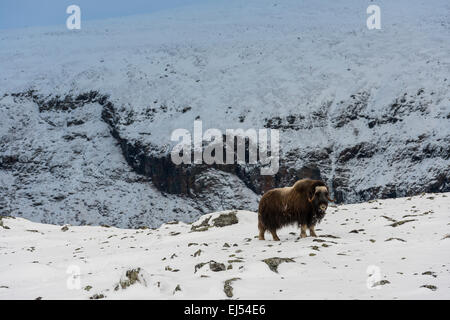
[1,192,449,299]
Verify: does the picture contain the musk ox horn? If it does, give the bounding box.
[327,195,335,202]
[308,193,315,203]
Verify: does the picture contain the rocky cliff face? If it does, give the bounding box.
[1,86,448,228]
[96,86,450,204]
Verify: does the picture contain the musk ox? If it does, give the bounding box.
[258,179,334,241]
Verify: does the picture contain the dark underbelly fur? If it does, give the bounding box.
[263,210,325,229]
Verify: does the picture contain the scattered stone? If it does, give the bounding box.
[212,211,238,227]
[319,234,340,239]
[84,285,92,291]
[420,285,437,291]
[209,261,226,272]
[193,262,207,273]
[422,271,437,278]
[188,243,198,247]
[193,249,202,257]
[385,237,406,242]
[372,280,390,287]
[61,225,69,232]
[89,293,105,299]
[115,268,147,290]
[389,219,416,227]
[224,278,241,298]
[228,259,244,264]
[223,243,230,248]
[195,260,226,273]
[173,284,181,294]
[403,210,433,218]
[262,257,295,273]
[191,217,211,232]
[381,216,397,223]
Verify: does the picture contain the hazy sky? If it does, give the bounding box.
[0,0,207,30]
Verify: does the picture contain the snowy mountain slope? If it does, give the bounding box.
[0,93,258,227]
[1,0,449,227]
[1,192,449,299]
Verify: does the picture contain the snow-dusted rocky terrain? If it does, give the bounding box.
[1,192,449,299]
[1,0,449,227]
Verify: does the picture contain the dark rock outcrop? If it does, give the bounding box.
[1,89,448,226]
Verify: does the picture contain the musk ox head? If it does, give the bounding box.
[308,185,335,215]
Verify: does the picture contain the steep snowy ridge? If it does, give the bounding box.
[0,91,205,227]
[1,193,449,299]
[1,0,449,227]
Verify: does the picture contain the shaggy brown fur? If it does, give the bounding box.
[258,179,334,241]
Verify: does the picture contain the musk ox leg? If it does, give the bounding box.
[309,225,317,237]
[270,229,280,241]
[258,221,266,240]
[300,224,307,238]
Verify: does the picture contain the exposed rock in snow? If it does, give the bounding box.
[115,267,149,291]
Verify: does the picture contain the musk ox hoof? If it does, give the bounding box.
[300,233,307,239]
[258,235,265,240]
[310,232,317,237]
